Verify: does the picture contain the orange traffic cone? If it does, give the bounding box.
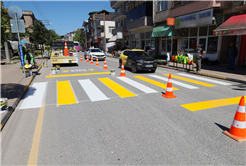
[90,56,94,64]
[103,58,108,70]
[119,63,126,77]
[86,55,89,62]
[64,41,69,56]
[162,74,176,98]
[80,55,83,61]
[96,57,99,66]
[223,96,246,142]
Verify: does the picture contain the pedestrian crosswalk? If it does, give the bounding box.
[19,73,232,109]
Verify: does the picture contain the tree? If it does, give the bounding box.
[1,2,11,43]
[45,29,61,46]
[74,28,85,46]
[28,20,48,56]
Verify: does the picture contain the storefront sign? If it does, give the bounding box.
[117,32,123,39]
[175,9,213,29]
[213,29,246,36]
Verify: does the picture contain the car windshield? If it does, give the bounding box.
[91,49,101,52]
[132,51,151,57]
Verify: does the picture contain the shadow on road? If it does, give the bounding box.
[215,122,229,131]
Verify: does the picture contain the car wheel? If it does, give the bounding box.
[150,69,156,73]
[131,64,137,73]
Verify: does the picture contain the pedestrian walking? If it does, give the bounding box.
[226,42,238,70]
[195,44,205,73]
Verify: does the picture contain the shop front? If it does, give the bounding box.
[175,9,219,61]
[213,13,246,67]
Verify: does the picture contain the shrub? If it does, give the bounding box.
[45,46,51,51]
[35,50,42,56]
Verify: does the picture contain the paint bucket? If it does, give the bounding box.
[51,67,56,75]
[29,70,32,76]
[0,98,8,112]
[23,69,29,77]
[110,69,115,76]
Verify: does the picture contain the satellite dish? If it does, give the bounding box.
[8,5,23,19]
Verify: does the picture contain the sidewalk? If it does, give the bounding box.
[106,52,246,83]
[1,55,47,129]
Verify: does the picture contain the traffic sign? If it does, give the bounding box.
[19,45,25,66]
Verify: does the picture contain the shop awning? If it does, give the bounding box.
[213,14,246,36]
[108,35,117,42]
[151,25,181,37]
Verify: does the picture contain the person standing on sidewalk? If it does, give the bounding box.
[195,44,205,73]
[226,42,238,70]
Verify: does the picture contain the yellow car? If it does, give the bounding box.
[119,49,157,73]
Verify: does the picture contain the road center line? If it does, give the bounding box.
[28,103,46,166]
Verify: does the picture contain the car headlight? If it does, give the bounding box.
[136,60,144,63]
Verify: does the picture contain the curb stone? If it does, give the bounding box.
[0,65,43,131]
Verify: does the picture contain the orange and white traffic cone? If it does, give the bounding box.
[223,96,246,142]
[90,56,94,64]
[119,63,126,77]
[162,74,176,98]
[96,57,99,66]
[86,55,89,62]
[103,58,108,70]
[80,55,83,61]
[64,41,69,56]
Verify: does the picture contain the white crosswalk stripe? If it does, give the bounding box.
[117,77,158,93]
[20,82,47,109]
[149,75,199,89]
[177,73,232,85]
[78,79,109,102]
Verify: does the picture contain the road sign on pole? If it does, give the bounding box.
[19,44,25,66]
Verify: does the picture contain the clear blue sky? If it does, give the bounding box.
[3,1,114,36]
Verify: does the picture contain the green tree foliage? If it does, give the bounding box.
[1,2,11,43]
[74,28,85,46]
[45,29,61,46]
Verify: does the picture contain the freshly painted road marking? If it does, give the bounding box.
[28,103,45,166]
[177,73,232,85]
[117,77,158,93]
[20,82,47,109]
[78,79,109,102]
[149,75,199,89]
[163,74,215,87]
[46,72,110,78]
[98,78,136,98]
[133,75,179,90]
[57,81,77,105]
[181,96,246,111]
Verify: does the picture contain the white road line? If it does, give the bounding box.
[78,79,109,102]
[117,77,158,93]
[177,73,232,85]
[20,82,47,109]
[149,75,199,89]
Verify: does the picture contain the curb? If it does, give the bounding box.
[0,65,43,131]
[157,64,246,84]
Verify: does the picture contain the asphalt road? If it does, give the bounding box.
[2,52,246,165]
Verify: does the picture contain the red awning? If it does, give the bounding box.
[213,14,246,36]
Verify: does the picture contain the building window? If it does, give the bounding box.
[162,39,167,52]
[181,38,188,52]
[157,0,168,12]
[190,27,198,37]
[189,38,197,52]
[207,37,218,54]
[117,8,120,14]
[199,26,208,36]
[109,27,114,34]
[117,22,120,28]
[208,25,216,35]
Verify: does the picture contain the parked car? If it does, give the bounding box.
[119,49,157,73]
[84,48,106,60]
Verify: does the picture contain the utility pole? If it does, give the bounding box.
[103,14,106,53]
[85,28,87,48]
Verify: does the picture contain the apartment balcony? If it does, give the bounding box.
[126,16,153,31]
[111,1,125,9]
[170,0,232,17]
[111,11,127,22]
[112,26,127,35]
[97,32,104,39]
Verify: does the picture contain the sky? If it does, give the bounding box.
[3,1,114,36]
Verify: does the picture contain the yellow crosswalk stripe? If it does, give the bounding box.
[98,78,136,98]
[163,74,215,87]
[57,81,77,105]
[181,96,246,111]
[133,75,179,90]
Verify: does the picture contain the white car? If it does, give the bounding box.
[85,48,106,61]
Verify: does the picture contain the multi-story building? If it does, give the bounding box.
[82,20,89,48]
[152,0,246,67]
[87,10,115,51]
[111,1,154,50]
